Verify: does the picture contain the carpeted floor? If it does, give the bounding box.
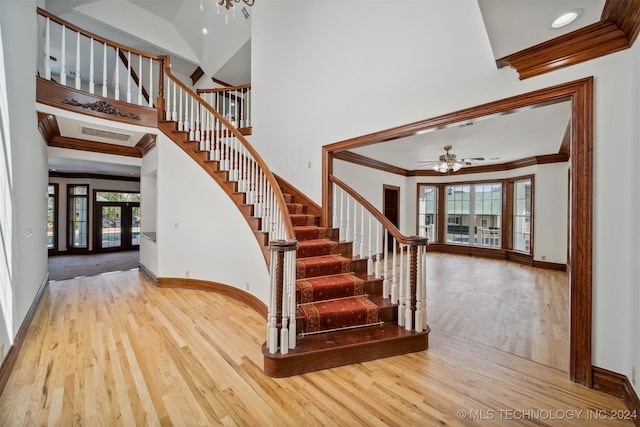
[48,250,140,281]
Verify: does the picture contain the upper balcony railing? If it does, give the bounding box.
[37,8,163,109]
[197,85,252,132]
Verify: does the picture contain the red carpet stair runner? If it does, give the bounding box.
[262,193,428,377]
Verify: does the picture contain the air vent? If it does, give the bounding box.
[242,6,250,19]
[81,127,131,142]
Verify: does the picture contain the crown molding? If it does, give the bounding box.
[496,0,640,79]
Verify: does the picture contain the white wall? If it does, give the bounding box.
[0,0,48,363]
[154,135,270,303]
[252,0,637,382]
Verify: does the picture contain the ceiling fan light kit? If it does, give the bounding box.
[433,145,463,173]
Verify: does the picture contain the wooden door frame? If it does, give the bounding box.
[323,77,593,386]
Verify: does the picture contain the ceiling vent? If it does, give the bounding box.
[81,127,131,142]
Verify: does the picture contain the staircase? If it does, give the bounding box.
[262,193,429,377]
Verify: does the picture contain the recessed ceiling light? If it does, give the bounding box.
[551,8,583,29]
[202,27,208,35]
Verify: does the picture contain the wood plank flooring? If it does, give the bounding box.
[0,266,632,426]
[426,252,569,371]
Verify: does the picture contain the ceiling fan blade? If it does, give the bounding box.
[461,157,485,161]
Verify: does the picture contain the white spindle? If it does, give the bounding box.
[421,246,428,329]
[114,47,119,100]
[352,204,359,257]
[126,51,132,103]
[165,76,171,120]
[287,250,296,349]
[89,38,94,94]
[367,214,373,275]
[60,25,66,86]
[339,190,345,240]
[178,88,183,131]
[246,85,251,127]
[75,32,81,89]
[345,195,351,244]
[148,56,153,107]
[383,230,390,298]
[391,238,398,304]
[188,97,194,140]
[267,251,278,354]
[332,184,337,231]
[359,205,365,258]
[171,81,177,121]
[280,263,289,354]
[375,222,381,278]
[138,54,143,105]
[397,243,404,326]
[404,245,412,330]
[44,17,51,80]
[102,43,107,97]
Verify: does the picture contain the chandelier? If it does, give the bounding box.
[218,0,255,10]
[433,146,462,173]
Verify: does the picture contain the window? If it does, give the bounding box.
[417,185,437,242]
[446,185,471,244]
[445,183,502,248]
[473,183,502,248]
[47,184,57,251]
[95,191,141,251]
[68,185,88,249]
[513,178,532,253]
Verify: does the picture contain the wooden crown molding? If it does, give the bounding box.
[48,135,142,158]
[335,150,568,177]
[135,134,156,156]
[37,113,61,142]
[496,0,640,79]
[49,171,140,182]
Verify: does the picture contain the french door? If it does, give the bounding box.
[95,202,140,252]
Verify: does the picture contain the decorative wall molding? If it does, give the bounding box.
[135,134,156,156]
[62,99,141,120]
[496,0,640,79]
[592,366,640,426]
[48,135,141,158]
[48,171,140,182]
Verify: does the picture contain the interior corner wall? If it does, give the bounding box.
[155,135,270,303]
[0,0,48,355]
[252,0,637,378]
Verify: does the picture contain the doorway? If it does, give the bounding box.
[93,191,141,253]
[383,185,400,251]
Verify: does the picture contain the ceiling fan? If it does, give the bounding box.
[417,145,485,173]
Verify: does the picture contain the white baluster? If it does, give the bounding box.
[267,251,278,354]
[102,43,107,97]
[345,195,351,244]
[165,77,171,121]
[332,183,337,232]
[194,100,201,142]
[421,246,428,329]
[353,203,364,257]
[89,38,94,94]
[75,32,81,89]
[148,57,153,107]
[114,47,119,100]
[138,54,143,105]
[367,214,373,275]
[44,17,51,80]
[126,51,131,103]
[171,78,178,122]
[383,229,390,298]
[60,25,66,86]
[397,242,405,326]
[375,222,381,278]
[391,238,398,304]
[177,88,183,131]
[280,257,289,355]
[287,250,296,349]
[339,190,345,240]
[246,85,251,127]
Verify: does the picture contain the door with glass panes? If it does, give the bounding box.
[94,192,140,252]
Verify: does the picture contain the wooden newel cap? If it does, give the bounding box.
[269,240,299,252]
[405,236,428,246]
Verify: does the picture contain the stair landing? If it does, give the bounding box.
[263,324,429,377]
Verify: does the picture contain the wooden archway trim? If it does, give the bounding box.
[322,77,594,386]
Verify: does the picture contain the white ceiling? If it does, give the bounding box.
[41,0,605,177]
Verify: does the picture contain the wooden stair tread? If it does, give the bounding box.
[262,324,429,377]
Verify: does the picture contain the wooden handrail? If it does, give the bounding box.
[197,84,251,93]
[329,175,425,246]
[164,59,295,242]
[37,7,162,60]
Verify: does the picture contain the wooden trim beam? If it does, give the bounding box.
[49,135,142,158]
[334,151,410,176]
[49,171,140,182]
[496,0,640,80]
[135,134,156,156]
[190,66,205,86]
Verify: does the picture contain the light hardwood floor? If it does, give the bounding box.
[426,252,569,371]
[0,268,633,426]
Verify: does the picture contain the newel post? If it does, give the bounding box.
[267,240,299,354]
[405,236,428,332]
[157,55,167,122]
